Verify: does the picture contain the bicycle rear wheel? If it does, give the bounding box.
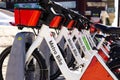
[0,46,47,80]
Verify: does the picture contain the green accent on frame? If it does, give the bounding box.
[82,36,91,51]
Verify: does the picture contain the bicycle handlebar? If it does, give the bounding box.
[15,0,92,30]
[39,0,92,24]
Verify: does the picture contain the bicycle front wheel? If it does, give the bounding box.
[107,58,120,79]
[0,46,47,80]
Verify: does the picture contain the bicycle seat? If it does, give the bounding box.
[94,24,120,34]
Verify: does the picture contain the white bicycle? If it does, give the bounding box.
[0,1,118,80]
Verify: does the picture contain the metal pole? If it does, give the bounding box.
[112,0,119,26]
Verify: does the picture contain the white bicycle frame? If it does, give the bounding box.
[82,30,110,61]
[25,24,117,80]
[91,31,111,53]
[55,26,90,66]
[70,28,109,61]
[64,27,117,79]
[70,28,92,59]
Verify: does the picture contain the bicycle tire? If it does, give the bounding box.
[0,45,75,80]
[0,46,47,80]
[107,58,120,79]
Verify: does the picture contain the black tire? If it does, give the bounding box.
[0,45,75,80]
[107,58,120,79]
[0,46,47,80]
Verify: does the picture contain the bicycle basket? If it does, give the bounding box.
[14,3,42,27]
[49,15,63,29]
[66,20,76,30]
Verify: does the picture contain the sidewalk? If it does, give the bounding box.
[0,9,14,17]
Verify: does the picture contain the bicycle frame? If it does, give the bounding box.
[55,26,89,65]
[26,24,117,80]
[71,29,117,78]
[83,30,110,61]
[71,28,109,62]
[70,28,92,59]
